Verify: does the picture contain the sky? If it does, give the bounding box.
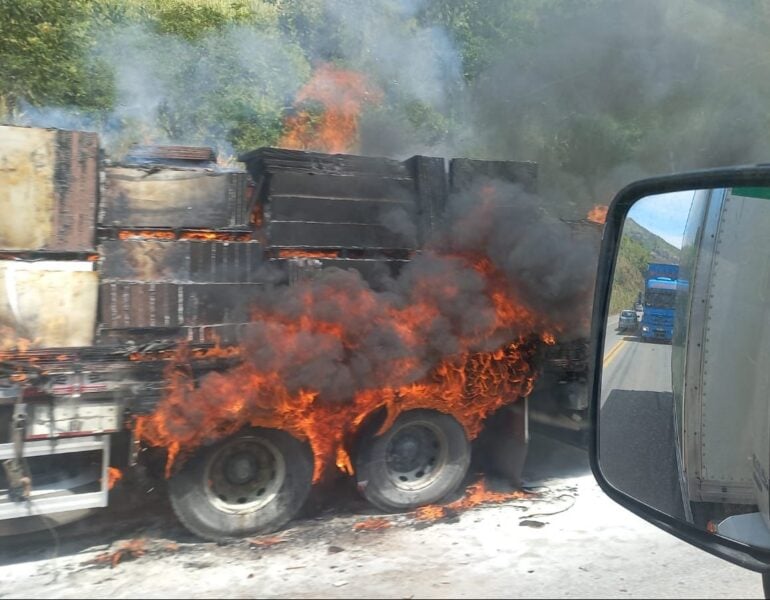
[626,190,697,248]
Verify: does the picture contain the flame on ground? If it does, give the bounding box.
[353,518,391,532]
[248,535,286,547]
[586,205,608,224]
[414,480,532,521]
[279,64,382,154]
[93,539,146,568]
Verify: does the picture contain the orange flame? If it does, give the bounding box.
[135,249,549,482]
[117,230,250,242]
[279,64,382,154]
[0,326,36,353]
[93,539,147,568]
[131,180,569,487]
[278,249,339,259]
[587,205,608,224]
[414,480,531,521]
[118,230,176,241]
[248,535,286,548]
[179,231,252,242]
[353,518,391,532]
[335,447,354,476]
[107,467,123,490]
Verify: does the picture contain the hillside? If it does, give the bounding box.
[621,219,680,263]
[609,219,680,314]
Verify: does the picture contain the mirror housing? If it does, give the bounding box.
[590,165,770,573]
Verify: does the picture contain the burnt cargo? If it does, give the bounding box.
[0,260,98,349]
[99,240,264,283]
[97,322,257,347]
[0,125,99,252]
[99,281,180,328]
[100,167,254,229]
[239,147,411,178]
[265,221,417,250]
[238,147,430,251]
[99,281,265,328]
[404,155,447,243]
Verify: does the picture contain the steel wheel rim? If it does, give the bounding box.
[384,420,449,491]
[204,436,286,514]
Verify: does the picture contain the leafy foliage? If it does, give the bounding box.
[609,219,680,314]
[0,0,113,116]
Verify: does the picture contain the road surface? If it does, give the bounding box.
[601,315,672,406]
[0,439,761,598]
[598,315,686,517]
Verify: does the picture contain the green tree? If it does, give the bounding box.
[0,0,113,118]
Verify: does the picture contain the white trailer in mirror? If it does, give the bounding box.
[673,186,770,546]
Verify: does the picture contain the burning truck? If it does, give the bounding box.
[0,124,599,541]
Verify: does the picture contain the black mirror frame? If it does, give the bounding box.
[589,164,770,573]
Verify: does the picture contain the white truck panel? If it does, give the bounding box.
[0,260,98,349]
[686,190,770,503]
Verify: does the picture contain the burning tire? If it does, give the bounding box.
[355,409,470,512]
[168,428,313,541]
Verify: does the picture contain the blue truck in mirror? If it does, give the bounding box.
[640,262,679,343]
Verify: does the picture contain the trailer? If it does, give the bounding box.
[671,187,770,541]
[0,125,596,540]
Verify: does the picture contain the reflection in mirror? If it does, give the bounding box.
[599,186,770,550]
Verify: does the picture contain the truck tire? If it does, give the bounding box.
[168,428,313,542]
[355,409,471,512]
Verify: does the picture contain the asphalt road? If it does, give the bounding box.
[600,314,673,407]
[597,314,687,518]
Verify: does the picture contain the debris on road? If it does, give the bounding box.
[87,538,179,568]
[353,518,391,532]
[248,536,287,549]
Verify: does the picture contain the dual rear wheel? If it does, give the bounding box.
[168,410,471,541]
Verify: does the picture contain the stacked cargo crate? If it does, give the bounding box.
[0,125,100,349]
[237,147,449,287]
[96,145,264,345]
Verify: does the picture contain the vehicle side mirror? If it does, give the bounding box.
[590,167,770,576]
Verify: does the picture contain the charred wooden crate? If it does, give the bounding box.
[99,282,180,328]
[97,322,258,347]
[238,147,446,249]
[98,281,265,328]
[0,125,99,252]
[99,240,264,283]
[0,260,98,349]
[99,166,254,229]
